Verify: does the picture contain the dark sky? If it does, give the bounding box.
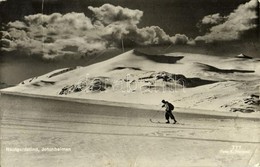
[0,0,257,38]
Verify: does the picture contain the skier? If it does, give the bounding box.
[161,99,177,124]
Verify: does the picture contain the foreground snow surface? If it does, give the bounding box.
[0,95,260,167]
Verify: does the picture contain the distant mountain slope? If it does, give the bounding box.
[2,50,260,112]
[0,82,12,89]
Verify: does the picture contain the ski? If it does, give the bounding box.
[149,119,184,125]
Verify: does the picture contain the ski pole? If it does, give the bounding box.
[149,105,162,121]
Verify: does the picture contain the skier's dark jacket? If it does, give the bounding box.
[162,101,174,112]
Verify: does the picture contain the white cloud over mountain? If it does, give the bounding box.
[0,4,191,59]
[195,0,258,43]
[201,13,226,25]
[0,1,258,59]
[88,4,143,26]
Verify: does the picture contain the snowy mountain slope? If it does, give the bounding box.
[3,49,260,112]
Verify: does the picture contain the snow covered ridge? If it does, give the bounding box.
[236,53,253,59]
[3,50,260,113]
[20,67,79,85]
[58,71,218,95]
[231,94,260,113]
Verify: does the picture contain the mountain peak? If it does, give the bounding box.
[236,53,253,59]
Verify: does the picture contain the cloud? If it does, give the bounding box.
[201,13,226,25]
[131,26,171,45]
[0,12,114,59]
[1,4,192,59]
[1,12,103,59]
[89,4,192,45]
[171,34,191,45]
[195,0,258,43]
[88,4,143,26]
[0,0,7,3]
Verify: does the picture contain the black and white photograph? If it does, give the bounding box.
[0,0,260,166]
